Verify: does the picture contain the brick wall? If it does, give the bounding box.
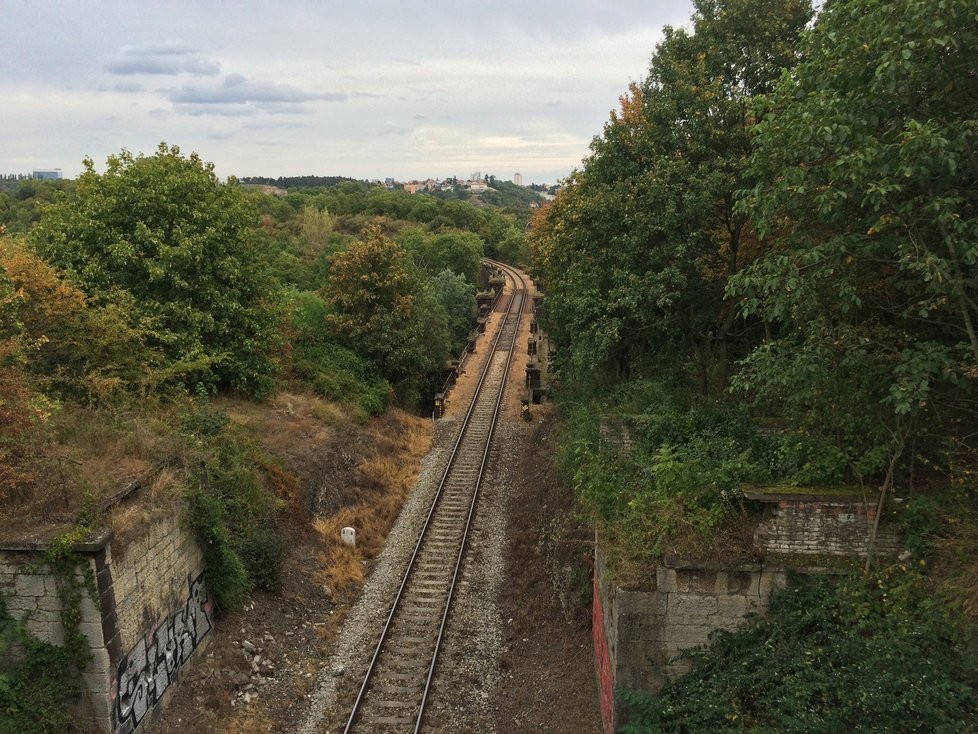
[753,496,902,558]
[0,510,212,734]
[598,415,649,455]
[592,572,615,734]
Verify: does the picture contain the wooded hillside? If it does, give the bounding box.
[530,0,978,728]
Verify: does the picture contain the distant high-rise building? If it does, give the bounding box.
[513,173,523,186]
[32,169,63,180]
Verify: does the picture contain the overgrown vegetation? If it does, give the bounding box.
[0,598,84,734]
[559,382,769,570]
[180,401,285,611]
[0,526,97,734]
[530,0,978,728]
[533,0,978,560]
[0,140,530,726]
[0,143,529,523]
[620,570,978,733]
[29,144,280,397]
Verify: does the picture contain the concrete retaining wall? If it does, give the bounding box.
[0,510,212,734]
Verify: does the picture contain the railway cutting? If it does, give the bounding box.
[307,261,530,733]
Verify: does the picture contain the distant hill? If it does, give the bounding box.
[479,179,544,210]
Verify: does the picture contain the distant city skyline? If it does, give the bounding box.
[3,168,558,186]
[2,1,694,183]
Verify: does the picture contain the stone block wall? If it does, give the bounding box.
[107,512,213,734]
[109,514,206,658]
[592,415,907,732]
[593,543,788,734]
[0,555,91,645]
[656,562,786,678]
[0,510,212,734]
[0,538,114,727]
[598,415,652,456]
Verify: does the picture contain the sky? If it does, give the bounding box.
[2,1,694,185]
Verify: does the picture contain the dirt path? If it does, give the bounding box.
[494,405,602,734]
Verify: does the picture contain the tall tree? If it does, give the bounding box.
[731,0,978,482]
[323,226,449,397]
[531,0,811,392]
[431,269,477,350]
[0,237,153,401]
[30,144,280,396]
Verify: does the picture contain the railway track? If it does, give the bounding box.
[340,260,528,733]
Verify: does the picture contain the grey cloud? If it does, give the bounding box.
[242,120,308,131]
[106,56,221,76]
[105,42,221,77]
[170,75,347,106]
[97,82,145,93]
[177,104,257,117]
[254,102,316,116]
[378,122,410,137]
[183,58,222,76]
[120,41,198,57]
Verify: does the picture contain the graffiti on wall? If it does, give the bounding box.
[111,572,214,734]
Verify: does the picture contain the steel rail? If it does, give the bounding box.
[413,261,527,732]
[342,261,529,733]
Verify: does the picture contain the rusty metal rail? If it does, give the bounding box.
[341,260,528,733]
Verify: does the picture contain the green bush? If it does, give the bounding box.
[187,488,251,611]
[182,404,284,612]
[30,144,281,397]
[237,527,285,592]
[898,494,944,558]
[292,341,390,416]
[287,289,391,415]
[620,570,978,733]
[559,384,770,559]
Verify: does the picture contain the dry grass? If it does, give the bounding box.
[277,392,350,427]
[312,409,432,592]
[217,390,351,519]
[222,712,275,734]
[1,387,435,608]
[1,390,344,539]
[0,405,178,539]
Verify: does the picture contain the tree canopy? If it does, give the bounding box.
[730,0,978,481]
[323,225,450,399]
[29,144,280,396]
[531,0,812,390]
[533,2,978,724]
